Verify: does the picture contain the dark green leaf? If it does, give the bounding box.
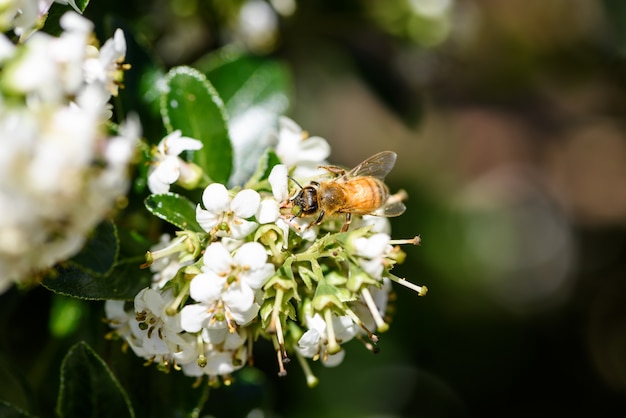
[69,220,118,276]
[0,402,34,418]
[198,49,292,185]
[42,259,151,300]
[56,342,135,418]
[161,66,232,184]
[0,354,34,416]
[41,0,91,37]
[144,192,203,232]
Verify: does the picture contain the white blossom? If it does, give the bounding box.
[148,130,203,194]
[297,313,358,367]
[196,183,260,239]
[180,242,274,333]
[181,329,248,377]
[0,14,136,292]
[350,233,394,279]
[274,116,331,178]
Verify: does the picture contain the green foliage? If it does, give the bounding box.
[56,342,135,418]
[42,0,91,36]
[199,49,292,185]
[161,66,233,184]
[69,221,118,277]
[144,192,203,232]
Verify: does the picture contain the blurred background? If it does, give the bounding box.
[4,0,626,416]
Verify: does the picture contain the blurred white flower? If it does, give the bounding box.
[274,117,331,179]
[0,13,136,292]
[148,130,203,194]
[235,0,278,53]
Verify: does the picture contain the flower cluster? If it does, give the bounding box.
[0,10,138,292]
[106,118,426,386]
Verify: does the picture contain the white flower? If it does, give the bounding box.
[297,313,357,367]
[148,130,203,194]
[180,242,274,333]
[235,0,278,52]
[350,233,393,278]
[196,183,260,239]
[130,288,184,356]
[148,234,187,289]
[84,28,127,96]
[181,329,248,377]
[274,117,331,178]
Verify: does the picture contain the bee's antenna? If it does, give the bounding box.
[288,175,302,189]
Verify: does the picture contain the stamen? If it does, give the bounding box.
[294,351,319,388]
[323,309,341,355]
[167,280,190,315]
[388,274,428,296]
[355,334,380,354]
[141,235,189,268]
[272,335,288,376]
[196,334,207,368]
[268,288,289,362]
[361,287,389,333]
[344,306,379,344]
[389,235,421,246]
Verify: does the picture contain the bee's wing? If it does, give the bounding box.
[346,151,397,180]
[371,200,406,217]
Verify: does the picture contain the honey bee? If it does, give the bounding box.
[291,151,406,232]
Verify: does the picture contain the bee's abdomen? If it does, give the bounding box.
[343,178,389,214]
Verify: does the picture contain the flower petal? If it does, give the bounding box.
[268,164,289,202]
[231,189,260,218]
[228,219,258,240]
[233,242,267,269]
[196,205,219,232]
[256,199,279,224]
[201,183,230,213]
[189,273,225,303]
[222,282,255,315]
[202,242,233,275]
[241,263,274,289]
[180,303,211,333]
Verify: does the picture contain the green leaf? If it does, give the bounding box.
[0,355,34,416]
[41,0,91,37]
[161,66,233,184]
[198,49,292,185]
[0,402,33,418]
[42,259,151,300]
[69,221,118,276]
[144,192,203,232]
[56,342,135,418]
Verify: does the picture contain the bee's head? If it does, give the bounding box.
[291,181,319,217]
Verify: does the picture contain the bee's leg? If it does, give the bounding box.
[313,210,326,226]
[340,213,352,232]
